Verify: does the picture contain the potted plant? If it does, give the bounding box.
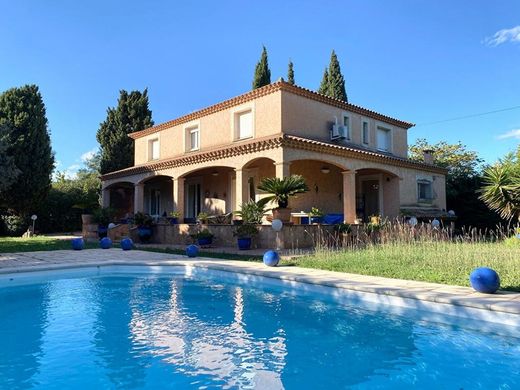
[168,211,181,225]
[257,175,309,223]
[309,207,324,224]
[334,222,352,247]
[234,200,266,225]
[233,224,259,250]
[93,207,114,238]
[197,211,210,224]
[134,212,154,242]
[192,228,214,247]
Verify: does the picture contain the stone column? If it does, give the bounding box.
[342,171,357,224]
[101,187,111,208]
[234,169,249,210]
[274,162,291,179]
[173,177,185,220]
[134,183,145,213]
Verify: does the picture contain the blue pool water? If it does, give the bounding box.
[0,267,518,389]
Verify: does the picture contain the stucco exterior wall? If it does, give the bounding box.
[134,91,282,165]
[280,91,409,158]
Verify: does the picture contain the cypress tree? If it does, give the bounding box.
[96,89,153,174]
[318,67,329,95]
[0,124,20,194]
[287,60,295,85]
[326,50,348,102]
[0,85,54,215]
[252,46,271,89]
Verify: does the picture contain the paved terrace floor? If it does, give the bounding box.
[0,249,519,321]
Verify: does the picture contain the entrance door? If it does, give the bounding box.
[150,189,161,217]
[362,180,380,221]
[185,181,201,219]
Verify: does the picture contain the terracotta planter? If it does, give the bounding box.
[273,208,292,223]
[81,214,93,225]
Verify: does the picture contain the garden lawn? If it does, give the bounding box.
[0,236,96,253]
[282,241,520,292]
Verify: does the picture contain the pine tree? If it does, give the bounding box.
[287,60,295,85]
[327,50,348,102]
[252,46,271,89]
[96,89,153,174]
[318,67,329,95]
[0,85,54,215]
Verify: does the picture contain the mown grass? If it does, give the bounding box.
[282,241,520,291]
[0,236,96,253]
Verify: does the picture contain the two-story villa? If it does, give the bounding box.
[100,81,447,224]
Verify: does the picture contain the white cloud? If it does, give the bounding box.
[485,25,520,46]
[80,147,98,162]
[497,129,520,140]
[63,164,81,179]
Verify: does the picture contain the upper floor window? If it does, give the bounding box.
[417,179,433,202]
[362,121,369,145]
[186,126,199,151]
[342,115,351,140]
[235,110,253,140]
[149,138,159,160]
[376,126,391,152]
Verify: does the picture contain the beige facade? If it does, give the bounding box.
[101,81,447,224]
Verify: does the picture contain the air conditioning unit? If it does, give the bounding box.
[331,124,346,140]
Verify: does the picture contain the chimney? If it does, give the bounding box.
[423,149,434,165]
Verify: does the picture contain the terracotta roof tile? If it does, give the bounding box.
[101,134,445,181]
[128,81,414,140]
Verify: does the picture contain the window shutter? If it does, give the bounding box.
[238,111,253,139]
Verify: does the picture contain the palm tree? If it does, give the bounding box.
[479,158,520,222]
[257,175,309,209]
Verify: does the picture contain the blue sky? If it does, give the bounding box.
[1,0,519,177]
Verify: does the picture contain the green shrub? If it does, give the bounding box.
[0,213,27,236]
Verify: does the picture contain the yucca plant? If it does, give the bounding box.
[257,175,309,209]
[479,159,520,222]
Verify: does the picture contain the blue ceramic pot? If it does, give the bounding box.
[138,227,152,242]
[186,244,199,257]
[169,217,179,225]
[98,225,108,238]
[100,237,112,249]
[197,237,212,246]
[237,237,252,250]
[120,238,133,251]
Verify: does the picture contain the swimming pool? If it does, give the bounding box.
[0,266,518,389]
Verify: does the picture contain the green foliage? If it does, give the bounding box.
[96,89,153,174]
[0,213,27,236]
[169,211,181,218]
[235,200,266,224]
[326,50,348,102]
[333,223,352,234]
[133,212,153,227]
[287,60,295,85]
[252,46,271,89]
[318,67,329,95]
[317,51,348,101]
[197,211,210,222]
[0,85,54,215]
[233,223,259,238]
[479,148,520,222]
[257,175,309,209]
[0,125,20,194]
[192,228,214,239]
[408,139,502,229]
[409,138,483,178]
[310,207,324,217]
[93,207,115,226]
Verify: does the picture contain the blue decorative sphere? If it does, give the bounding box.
[100,237,112,249]
[120,238,133,251]
[71,238,84,250]
[470,267,500,294]
[186,244,199,258]
[263,250,280,267]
